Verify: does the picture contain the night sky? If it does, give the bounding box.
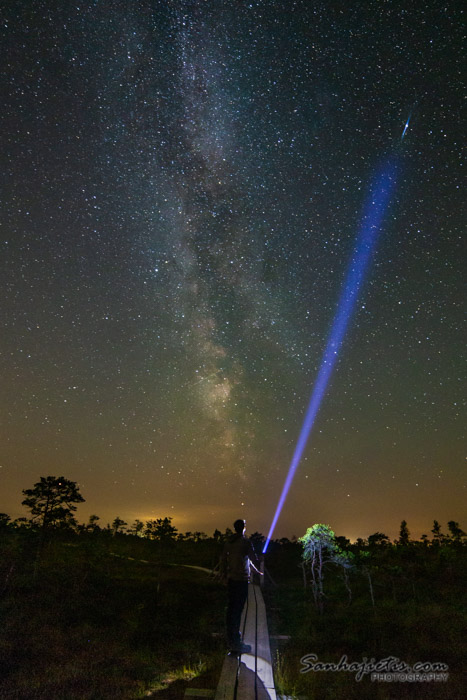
[2,1,465,541]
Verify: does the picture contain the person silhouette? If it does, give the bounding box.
[219,519,262,653]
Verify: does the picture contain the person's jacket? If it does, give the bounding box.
[220,534,261,581]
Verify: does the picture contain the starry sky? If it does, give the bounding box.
[2,1,465,540]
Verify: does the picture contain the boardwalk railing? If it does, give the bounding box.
[215,583,277,700]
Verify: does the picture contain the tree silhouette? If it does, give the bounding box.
[112,516,127,534]
[87,514,101,531]
[398,520,410,546]
[22,476,84,530]
[128,519,144,536]
[431,519,444,545]
[145,517,177,541]
[0,513,11,528]
[212,528,223,542]
[368,532,390,548]
[447,520,466,542]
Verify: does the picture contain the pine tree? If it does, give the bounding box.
[398,520,410,546]
[447,520,466,542]
[431,519,444,545]
[112,516,127,534]
[299,524,354,611]
[22,476,84,530]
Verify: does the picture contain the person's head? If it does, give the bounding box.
[233,519,246,534]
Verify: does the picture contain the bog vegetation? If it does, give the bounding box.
[1,476,465,699]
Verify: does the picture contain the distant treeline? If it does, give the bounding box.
[0,475,465,549]
[1,477,465,700]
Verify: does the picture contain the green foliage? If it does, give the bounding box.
[300,523,337,557]
[299,524,354,611]
[267,534,467,700]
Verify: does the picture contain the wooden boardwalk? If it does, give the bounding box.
[214,584,277,700]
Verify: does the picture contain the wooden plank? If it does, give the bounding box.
[254,586,276,692]
[240,583,257,648]
[237,586,276,699]
[215,584,276,700]
[214,653,238,700]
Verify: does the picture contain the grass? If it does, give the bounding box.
[264,544,467,700]
[0,531,226,699]
[2,529,466,699]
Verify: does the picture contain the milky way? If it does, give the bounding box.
[2,1,464,539]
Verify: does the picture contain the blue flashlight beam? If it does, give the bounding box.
[401,112,411,141]
[263,158,398,553]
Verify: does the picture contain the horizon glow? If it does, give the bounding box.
[263,156,399,553]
